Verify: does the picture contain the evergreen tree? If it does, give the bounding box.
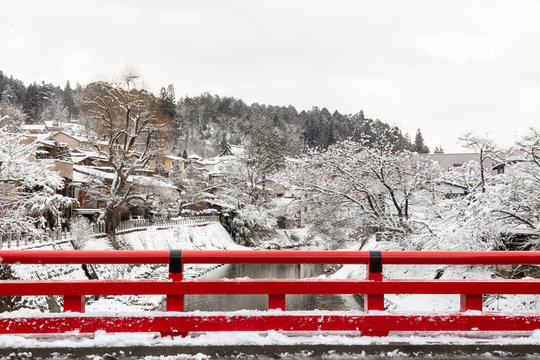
[182,149,188,159]
[38,81,57,103]
[1,84,16,105]
[219,133,228,152]
[159,84,176,119]
[327,121,336,147]
[62,81,79,119]
[22,83,41,122]
[434,145,444,153]
[0,71,26,105]
[414,129,430,153]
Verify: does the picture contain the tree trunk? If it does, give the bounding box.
[105,207,121,249]
[480,149,486,193]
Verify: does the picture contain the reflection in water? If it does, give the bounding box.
[182,263,362,312]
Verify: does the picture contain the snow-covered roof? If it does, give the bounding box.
[163,154,184,161]
[53,131,90,143]
[218,144,245,158]
[229,145,245,156]
[439,180,467,190]
[188,154,202,160]
[201,159,219,165]
[44,121,60,128]
[73,165,177,189]
[37,139,56,147]
[71,150,108,164]
[21,124,47,131]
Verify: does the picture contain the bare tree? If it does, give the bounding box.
[458,132,498,193]
[80,81,172,248]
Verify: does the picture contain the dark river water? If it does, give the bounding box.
[180,263,362,312]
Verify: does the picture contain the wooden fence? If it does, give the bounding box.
[92,215,220,236]
[0,216,220,249]
[0,228,71,249]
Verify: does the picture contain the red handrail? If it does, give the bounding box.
[2,250,540,264]
[0,250,539,337]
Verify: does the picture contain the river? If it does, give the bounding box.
[179,263,362,312]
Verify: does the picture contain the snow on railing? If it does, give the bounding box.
[92,215,220,236]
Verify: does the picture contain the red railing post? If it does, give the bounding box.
[268,294,286,310]
[162,249,187,338]
[460,294,483,312]
[166,249,184,311]
[364,251,388,336]
[63,295,85,313]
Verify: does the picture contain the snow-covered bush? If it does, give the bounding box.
[70,217,94,249]
[0,128,72,236]
[0,265,21,313]
[223,205,275,246]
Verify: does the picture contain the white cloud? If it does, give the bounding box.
[1,0,539,151]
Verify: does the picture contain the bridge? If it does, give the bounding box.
[0,250,540,356]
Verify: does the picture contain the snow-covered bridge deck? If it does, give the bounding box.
[2,331,540,358]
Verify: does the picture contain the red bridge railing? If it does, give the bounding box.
[0,250,540,337]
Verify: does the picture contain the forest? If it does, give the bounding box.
[0,70,430,158]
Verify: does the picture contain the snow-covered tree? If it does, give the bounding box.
[416,129,540,251]
[243,124,285,198]
[441,160,485,194]
[40,96,69,124]
[80,80,173,248]
[285,137,440,244]
[0,102,26,132]
[490,128,540,233]
[458,132,499,193]
[0,129,71,236]
[1,85,16,105]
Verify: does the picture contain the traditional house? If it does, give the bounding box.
[218,144,244,157]
[423,153,497,173]
[148,154,185,174]
[435,181,468,197]
[21,124,48,134]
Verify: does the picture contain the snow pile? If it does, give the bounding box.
[117,223,243,251]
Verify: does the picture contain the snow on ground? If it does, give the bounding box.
[6,241,89,311]
[80,223,246,312]
[7,223,246,313]
[262,227,311,249]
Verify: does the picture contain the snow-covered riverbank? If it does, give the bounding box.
[8,223,246,312]
[330,236,540,313]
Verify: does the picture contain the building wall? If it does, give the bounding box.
[53,133,80,149]
[51,160,73,180]
[424,153,496,172]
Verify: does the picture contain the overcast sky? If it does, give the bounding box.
[1,0,539,152]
